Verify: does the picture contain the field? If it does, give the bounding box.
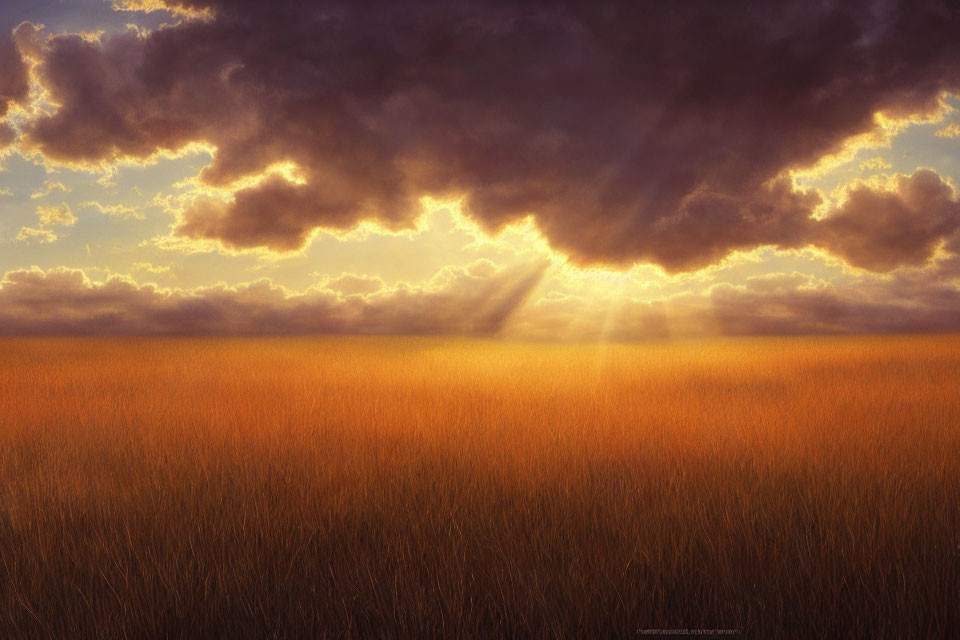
[0,336,958,638]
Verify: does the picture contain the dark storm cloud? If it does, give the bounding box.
[12,0,960,270]
[0,122,14,150]
[0,32,27,113]
[0,260,545,336]
[0,29,27,149]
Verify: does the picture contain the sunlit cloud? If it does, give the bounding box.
[858,157,892,171]
[111,0,214,20]
[789,99,951,185]
[34,202,76,227]
[29,179,68,199]
[935,123,960,138]
[15,226,57,244]
[79,201,143,219]
[130,261,176,275]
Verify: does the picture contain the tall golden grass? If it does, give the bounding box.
[0,336,958,638]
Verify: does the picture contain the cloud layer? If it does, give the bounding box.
[10,0,960,271]
[3,256,958,338]
[0,261,544,336]
[509,262,960,339]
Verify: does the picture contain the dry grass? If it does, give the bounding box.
[0,336,958,638]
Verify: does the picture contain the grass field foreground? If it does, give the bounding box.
[1,336,958,638]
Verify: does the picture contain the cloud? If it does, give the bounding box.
[325,273,385,297]
[131,262,175,275]
[858,156,892,170]
[935,123,960,138]
[11,0,960,271]
[506,263,960,340]
[0,121,15,150]
[80,201,144,219]
[0,260,545,336]
[708,271,960,335]
[2,253,957,338]
[34,202,77,227]
[0,29,27,151]
[811,170,960,271]
[30,180,70,199]
[0,30,28,118]
[15,202,74,244]
[15,227,57,244]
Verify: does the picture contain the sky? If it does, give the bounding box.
[1,0,959,338]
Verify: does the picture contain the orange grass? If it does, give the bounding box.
[1,336,958,638]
